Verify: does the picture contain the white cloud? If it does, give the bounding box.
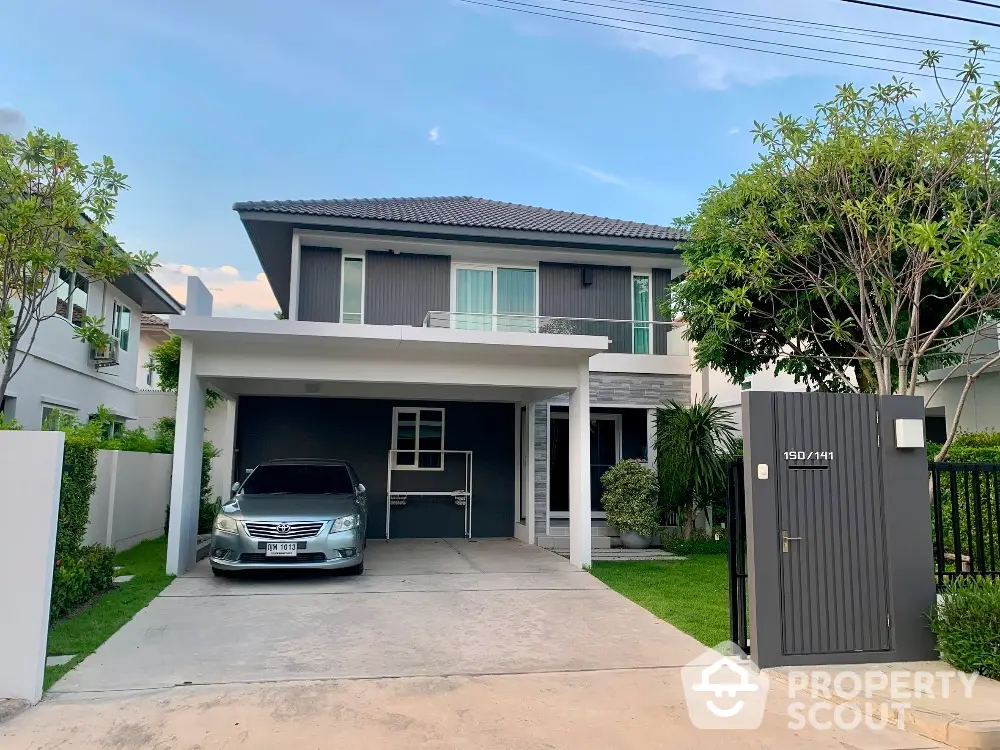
[429,126,441,143]
[153,263,278,318]
[577,165,628,186]
[727,126,740,135]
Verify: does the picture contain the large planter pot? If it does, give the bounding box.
[619,530,652,549]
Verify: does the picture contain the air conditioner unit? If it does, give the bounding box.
[90,338,120,368]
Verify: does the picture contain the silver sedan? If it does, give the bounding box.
[209,458,368,575]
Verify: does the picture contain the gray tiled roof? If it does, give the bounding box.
[233,196,685,241]
[140,313,168,328]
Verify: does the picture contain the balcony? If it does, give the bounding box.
[423,311,689,356]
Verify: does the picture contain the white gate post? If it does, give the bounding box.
[0,431,64,703]
[568,362,592,568]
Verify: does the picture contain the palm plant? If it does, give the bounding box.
[655,396,739,539]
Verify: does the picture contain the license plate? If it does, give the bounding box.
[265,542,298,557]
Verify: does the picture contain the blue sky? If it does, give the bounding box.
[2,0,998,314]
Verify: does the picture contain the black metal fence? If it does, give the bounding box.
[726,459,750,653]
[930,462,1000,586]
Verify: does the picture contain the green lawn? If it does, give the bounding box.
[590,554,730,646]
[45,537,174,689]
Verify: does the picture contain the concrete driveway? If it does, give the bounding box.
[1,539,943,749]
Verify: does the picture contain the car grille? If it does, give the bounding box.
[239,553,328,564]
[243,521,325,539]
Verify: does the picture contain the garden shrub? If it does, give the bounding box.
[662,527,729,555]
[50,543,116,620]
[601,459,660,537]
[931,577,1000,679]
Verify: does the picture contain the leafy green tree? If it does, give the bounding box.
[0,129,156,407]
[674,43,1000,458]
[147,333,220,408]
[655,397,739,539]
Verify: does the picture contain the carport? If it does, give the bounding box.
[165,278,606,575]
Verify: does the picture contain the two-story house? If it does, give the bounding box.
[2,270,182,431]
[163,197,689,575]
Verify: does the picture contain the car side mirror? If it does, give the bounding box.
[357,484,366,493]
[231,481,241,494]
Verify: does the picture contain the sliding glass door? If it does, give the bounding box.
[632,274,651,354]
[455,267,493,330]
[455,265,536,331]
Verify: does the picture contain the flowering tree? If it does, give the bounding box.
[675,43,1000,459]
[0,129,156,407]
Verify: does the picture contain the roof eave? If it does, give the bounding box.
[235,209,684,255]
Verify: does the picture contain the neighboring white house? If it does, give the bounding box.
[135,314,238,506]
[1,270,182,431]
[692,363,807,438]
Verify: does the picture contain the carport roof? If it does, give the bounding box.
[167,315,607,403]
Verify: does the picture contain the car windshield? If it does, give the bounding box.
[241,464,354,495]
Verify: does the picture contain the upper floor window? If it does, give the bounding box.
[454,264,536,332]
[341,255,364,324]
[632,273,651,354]
[55,268,89,327]
[112,301,131,351]
[392,407,445,470]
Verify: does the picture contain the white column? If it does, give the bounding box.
[288,232,301,321]
[166,336,206,576]
[0,430,64,703]
[568,362,592,568]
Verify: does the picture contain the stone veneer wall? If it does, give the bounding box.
[532,372,690,536]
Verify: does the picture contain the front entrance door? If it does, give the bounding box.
[549,413,621,515]
[774,393,891,656]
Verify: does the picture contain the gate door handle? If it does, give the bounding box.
[781,530,802,553]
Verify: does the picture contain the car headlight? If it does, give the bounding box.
[215,515,239,534]
[331,514,359,532]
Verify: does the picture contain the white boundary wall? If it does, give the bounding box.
[84,450,172,550]
[0,431,64,704]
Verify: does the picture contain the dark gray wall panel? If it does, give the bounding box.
[364,251,450,326]
[298,246,341,322]
[235,396,515,538]
[539,262,631,353]
[652,268,672,356]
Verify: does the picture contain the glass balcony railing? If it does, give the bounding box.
[422,311,689,356]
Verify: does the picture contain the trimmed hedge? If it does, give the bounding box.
[56,425,101,561]
[931,577,1000,679]
[662,528,728,555]
[928,430,1000,463]
[50,544,116,620]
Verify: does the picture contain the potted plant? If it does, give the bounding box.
[601,459,660,549]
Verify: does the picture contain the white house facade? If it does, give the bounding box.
[2,272,182,431]
[165,197,691,575]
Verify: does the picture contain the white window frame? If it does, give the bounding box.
[450,262,539,328]
[111,300,131,351]
[339,254,366,324]
[631,271,653,355]
[391,407,446,471]
[41,403,77,430]
[56,268,91,328]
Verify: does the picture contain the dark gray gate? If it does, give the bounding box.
[742,392,936,668]
[773,393,890,655]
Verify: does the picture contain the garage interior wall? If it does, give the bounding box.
[235,396,515,538]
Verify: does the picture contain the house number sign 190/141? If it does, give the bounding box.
[783,451,834,460]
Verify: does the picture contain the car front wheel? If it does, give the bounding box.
[347,559,364,576]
